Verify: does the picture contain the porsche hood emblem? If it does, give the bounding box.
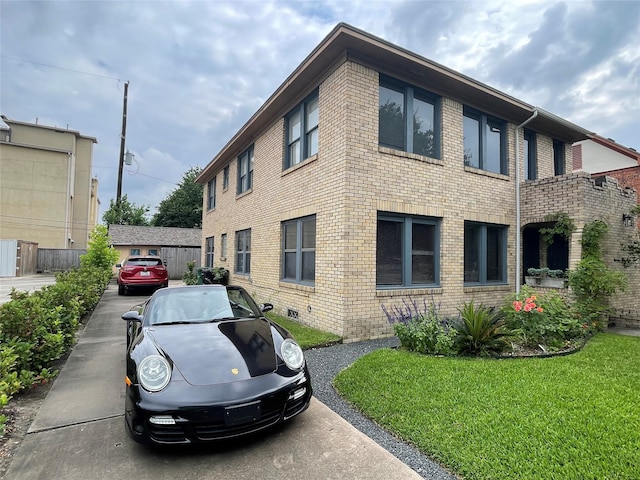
[231,368,239,375]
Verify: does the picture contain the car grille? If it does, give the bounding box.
[147,388,308,444]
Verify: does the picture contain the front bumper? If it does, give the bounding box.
[125,369,312,445]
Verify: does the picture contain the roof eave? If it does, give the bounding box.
[197,23,592,182]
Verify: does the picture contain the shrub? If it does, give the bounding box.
[383,298,457,355]
[502,287,583,349]
[569,220,627,330]
[453,301,511,356]
[183,261,198,285]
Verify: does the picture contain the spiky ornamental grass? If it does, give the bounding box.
[333,333,640,480]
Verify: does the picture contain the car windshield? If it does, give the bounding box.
[148,286,261,325]
[126,258,162,267]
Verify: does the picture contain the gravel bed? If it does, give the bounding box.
[304,338,458,480]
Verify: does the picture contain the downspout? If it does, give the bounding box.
[515,109,538,294]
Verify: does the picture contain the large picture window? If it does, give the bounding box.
[463,107,507,175]
[379,77,440,159]
[237,146,254,194]
[464,222,507,284]
[235,229,251,274]
[285,91,318,169]
[282,216,316,284]
[376,213,440,288]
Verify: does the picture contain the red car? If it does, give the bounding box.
[117,256,169,295]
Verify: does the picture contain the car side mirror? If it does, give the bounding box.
[260,303,273,313]
[163,259,167,266]
[116,263,122,268]
[122,310,143,322]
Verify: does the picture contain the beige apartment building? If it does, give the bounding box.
[197,24,638,340]
[0,115,99,249]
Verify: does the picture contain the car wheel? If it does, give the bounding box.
[118,284,125,296]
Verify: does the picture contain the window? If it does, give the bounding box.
[221,233,227,259]
[223,165,229,190]
[464,222,507,284]
[235,229,251,274]
[130,248,140,256]
[285,91,318,169]
[379,77,440,158]
[207,177,216,210]
[553,139,565,176]
[205,236,214,268]
[463,108,507,174]
[148,249,158,256]
[524,129,537,180]
[237,146,254,194]
[376,213,440,287]
[282,216,316,284]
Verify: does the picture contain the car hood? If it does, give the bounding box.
[147,318,277,386]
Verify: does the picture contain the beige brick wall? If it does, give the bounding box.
[521,173,639,315]
[201,58,607,341]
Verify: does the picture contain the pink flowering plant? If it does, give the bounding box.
[502,286,583,350]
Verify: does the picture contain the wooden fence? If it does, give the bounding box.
[37,249,86,272]
[161,247,201,279]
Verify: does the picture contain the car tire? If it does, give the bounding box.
[118,284,125,296]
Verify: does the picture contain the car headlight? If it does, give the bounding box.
[281,339,304,369]
[138,355,171,392]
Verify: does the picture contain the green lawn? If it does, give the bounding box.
[333,333,640,480]
[266,312,341,349]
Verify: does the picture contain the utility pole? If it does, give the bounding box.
[116,80,129,206]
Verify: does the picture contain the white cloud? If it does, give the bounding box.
[1,0,638,222]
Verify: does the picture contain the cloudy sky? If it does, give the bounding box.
[2,0,638,221]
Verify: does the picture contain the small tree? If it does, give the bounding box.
[80,225,119,271]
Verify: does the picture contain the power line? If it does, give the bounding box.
[1,55,123,81]
[92,165,179,185]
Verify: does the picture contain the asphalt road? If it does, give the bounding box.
[5,282,427,480]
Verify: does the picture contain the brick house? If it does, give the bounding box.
[573,135,640,228]
[197,24,639,340]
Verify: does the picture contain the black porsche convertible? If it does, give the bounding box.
[121,284,312,446]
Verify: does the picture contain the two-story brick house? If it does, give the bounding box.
[197,24,638,340]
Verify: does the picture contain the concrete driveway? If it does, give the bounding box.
[6,282,423,480]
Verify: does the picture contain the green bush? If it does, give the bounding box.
[502,286,584,349]
[383,298,457,355]
[0,225,114,436]
[183,261,198,285]
[569,220,627,330]
[453,301,511,356]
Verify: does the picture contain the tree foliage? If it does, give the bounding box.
[102,194,150,226]
[152,166,203,228]
[80,224,119,271]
